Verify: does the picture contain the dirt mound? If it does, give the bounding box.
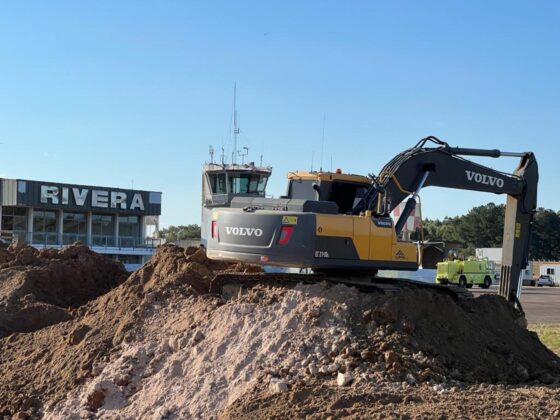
[46,281,560,419]
[0,244,128,337]
[0,244,258,418]
[1,244,558,419]
[363,289,558,383]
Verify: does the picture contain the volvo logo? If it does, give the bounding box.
[465,171,504,188]
[225,227,264,237]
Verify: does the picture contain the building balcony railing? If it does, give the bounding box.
[0,230,164,250]
[92,235,115,247]
[114,236,159,249]
[62,233,87,245]
[33,232,61,245]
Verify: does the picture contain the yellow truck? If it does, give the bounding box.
[436,258,494,289]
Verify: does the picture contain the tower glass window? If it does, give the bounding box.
[208,173,227,194]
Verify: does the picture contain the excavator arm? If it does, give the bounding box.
[353,136,539,308]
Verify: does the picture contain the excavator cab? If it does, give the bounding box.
[284,171,371,213]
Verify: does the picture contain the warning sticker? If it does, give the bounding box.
[282,216,298,225]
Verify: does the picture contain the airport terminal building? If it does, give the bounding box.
[0,178,162,270]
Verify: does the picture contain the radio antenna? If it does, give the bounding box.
[311,151,315,172]
[238,146,249,164]
[320,114,326,171]
[233,83,239,164]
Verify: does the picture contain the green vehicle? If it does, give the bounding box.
[436,258,494,289]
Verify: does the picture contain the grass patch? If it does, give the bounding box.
[529,324,560,354]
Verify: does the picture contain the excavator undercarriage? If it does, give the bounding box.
[209,271,474,303]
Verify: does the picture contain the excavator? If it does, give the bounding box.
[206,136,538,314]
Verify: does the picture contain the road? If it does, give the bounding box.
[471,285,560,324]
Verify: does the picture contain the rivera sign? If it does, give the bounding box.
[40,185,145,211]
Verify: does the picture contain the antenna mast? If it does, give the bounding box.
[233,83,240,164]
[320,114,326,171]
[238,146,249,164]
[311,151,315,172]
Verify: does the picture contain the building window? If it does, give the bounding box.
[33,210,58,245]
[62,212,87,245]
[228,173,267,194]
[1,207,28,237]
[547,268,555,275]
[118,215,140,247]
[208,173,227,194]
[92,214,115,246]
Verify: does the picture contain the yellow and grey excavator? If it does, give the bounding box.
[206,136,538,311]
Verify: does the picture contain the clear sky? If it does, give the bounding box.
[0,1,558,227]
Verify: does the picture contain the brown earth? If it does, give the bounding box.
[0,244,259,418]
[0,244,128,337]
[221,381,560,419]
[0,244,559,419]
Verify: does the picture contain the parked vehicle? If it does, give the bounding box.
[436,258,495,289]
[537,275,556,287]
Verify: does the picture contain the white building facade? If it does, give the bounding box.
[536,262,559,284]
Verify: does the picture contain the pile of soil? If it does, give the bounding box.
[0,244,558,419]
[0,244,128,337]
[0,244,258,418]
[49,281,560,418]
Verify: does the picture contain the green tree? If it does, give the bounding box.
[417,203,560,260]
[459,203,505,254]
[159,224,201,242]
[529,209,560,260]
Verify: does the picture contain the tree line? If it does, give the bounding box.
[158,224,201,242]
[418,203,560,260]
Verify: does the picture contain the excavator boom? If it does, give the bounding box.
[353,136,538,305]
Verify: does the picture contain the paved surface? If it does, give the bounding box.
[471,285,560,324]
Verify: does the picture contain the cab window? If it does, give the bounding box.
[288,180,317,200]
[329,182,369,213]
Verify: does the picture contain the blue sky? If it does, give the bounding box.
[0,1,558,226]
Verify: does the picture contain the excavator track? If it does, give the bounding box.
[209,272,474,301]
